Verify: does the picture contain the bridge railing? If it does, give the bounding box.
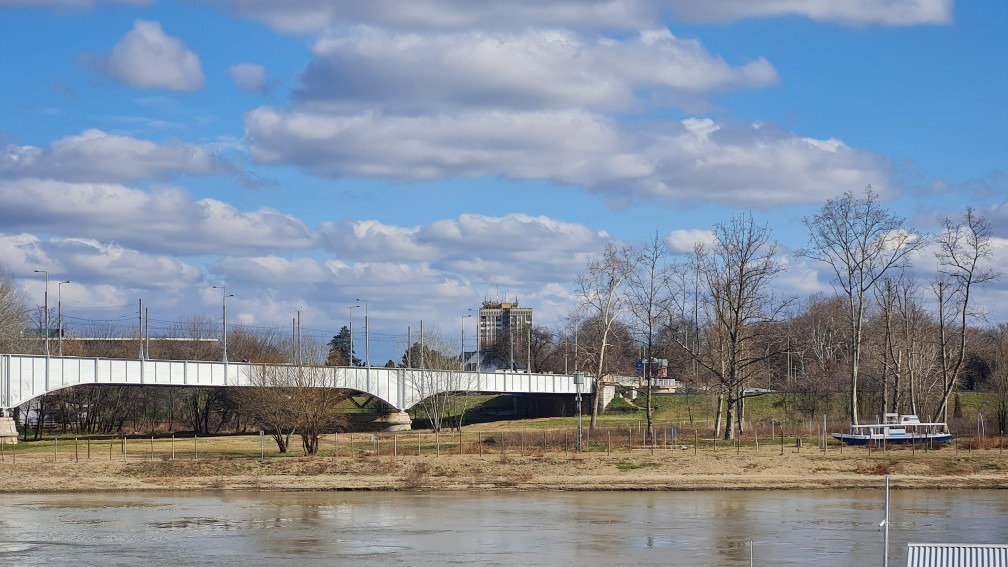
[2,354,592,411]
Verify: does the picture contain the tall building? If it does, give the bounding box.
[478,300,533,360]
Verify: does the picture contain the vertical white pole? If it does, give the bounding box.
[882,475,890,567]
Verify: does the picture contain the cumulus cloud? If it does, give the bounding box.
[217,0,656,34]
[1,129,230,183]
[227,63,268,93]
[0,179,315,255]
[318,214,605,285]
[665,0,954,26]
[246,109,890,207]
[89,20,204,91]
[296,27,776,112]
[215,0,951,33]
[0,233,200,293]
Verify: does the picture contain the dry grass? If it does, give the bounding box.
[1,433,1006,493]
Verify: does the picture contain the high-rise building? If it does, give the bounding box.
[478,300,532,361]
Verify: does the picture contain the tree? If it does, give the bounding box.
[327,326,360,366]
[930,208,1000,422]
[0,263,29,353]
[243,339,349,454]
[575,242,633,430]
[625,231,674,446]
[405,331,474,432]
[800,187,925,424]
[683,214,789,439]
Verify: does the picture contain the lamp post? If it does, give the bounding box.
[33,270,49,356]
[574,371,584,451]
[349,304,360,366]
[468,308,479,372]
[355,298,369,366]
[57,280,71,356]
[211,286,233,363]
[461,314,472,371]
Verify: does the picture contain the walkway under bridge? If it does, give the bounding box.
[0,354,591,413]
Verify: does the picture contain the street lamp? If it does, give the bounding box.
[349,304,360,366]
[468,308,479,372]
[33,270,49,356]
[58,280,71,356]
[461,314,472,371]
[574,371,584,451]
[355,298,369,366]
[211,285,233,363]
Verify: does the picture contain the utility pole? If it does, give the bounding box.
[34,270,49,356]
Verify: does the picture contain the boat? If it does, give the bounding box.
[832,413,953,445]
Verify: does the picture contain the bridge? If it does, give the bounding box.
[0,354,591,413]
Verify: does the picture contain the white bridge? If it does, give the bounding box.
[0,354,591,412]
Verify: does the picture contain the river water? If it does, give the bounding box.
[0,490,1004,566]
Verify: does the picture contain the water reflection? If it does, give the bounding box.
[0,490,1004,566]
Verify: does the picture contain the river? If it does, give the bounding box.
[1,490,1005,566]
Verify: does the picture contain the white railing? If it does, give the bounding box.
[0,354,591,411]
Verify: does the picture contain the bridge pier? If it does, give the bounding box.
[348,411,413,432]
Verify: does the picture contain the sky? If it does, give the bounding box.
[1,0,1006,365]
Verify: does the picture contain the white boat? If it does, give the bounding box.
[832,413,953,445]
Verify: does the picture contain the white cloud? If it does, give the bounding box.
[1,129,229,183]
[666,228,715,254]
[217,0,656,34]
[227,63,268,93]
[215,0,951,33]
[246,108,891,207]
[665,0,954,26]
[90,20,204,91]
[296,27,776,112]
[0,179,316,255]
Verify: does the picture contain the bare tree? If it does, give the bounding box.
[406,330,475,432]
[625,231,674,446]
[0,264,29,353]
[575,242,633,430]
[244,339,349,455]
[800,187,925,424]
[930,208,1000,422]
[683,214,789,439]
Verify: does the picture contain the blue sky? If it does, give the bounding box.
[1,0,1006,364]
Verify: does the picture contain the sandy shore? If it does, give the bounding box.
[1,439,1005,492]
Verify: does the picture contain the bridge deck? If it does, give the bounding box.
[1,354,590,412]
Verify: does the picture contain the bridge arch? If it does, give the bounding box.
[1,354,589,413]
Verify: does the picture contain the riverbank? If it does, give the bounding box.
[1,436,1005,492]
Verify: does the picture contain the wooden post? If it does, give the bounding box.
[54,437,58,461]
[780,429,784,456]
[607,431,611,455]
[394,434,398,458]
[350,433,354,454]
[171,434,175,461]
[193,434,197,460]
[334,432,338,458]
[109,437,113,461]
[417,431,421,456]
[87,437,91,460]
[123,436,127,462]
[543,429,547,454]
[628,427,632,452]
[695,429,698,456]
[75,437,79,463]
[564,431,568,456]
[150,436,154,461]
